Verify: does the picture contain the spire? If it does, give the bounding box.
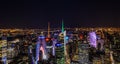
[48,22,50,38]
[62,19,64,32]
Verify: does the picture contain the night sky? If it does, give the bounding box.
[0,0,120,28]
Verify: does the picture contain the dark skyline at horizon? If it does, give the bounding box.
[0,0,120,28]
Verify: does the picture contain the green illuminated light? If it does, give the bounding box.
[62,19,64,32]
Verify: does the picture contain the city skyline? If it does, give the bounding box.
[0,0,120,28]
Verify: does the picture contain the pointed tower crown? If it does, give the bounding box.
[62,19,64,32]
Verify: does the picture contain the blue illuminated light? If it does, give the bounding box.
[65,36,69,40]
[39,36,45,39]
[55,43,62,47]
[36,41,40,63]
[2,56,7,61]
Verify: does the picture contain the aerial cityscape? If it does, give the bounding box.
[0,0,120,64]
[0,23,120,64]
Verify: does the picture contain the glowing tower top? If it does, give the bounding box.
[62,19,64,33]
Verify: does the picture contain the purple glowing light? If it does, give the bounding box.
[89,31,97,48]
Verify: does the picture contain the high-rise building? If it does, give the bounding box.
[78,41,89,64]
[0,37,7,64]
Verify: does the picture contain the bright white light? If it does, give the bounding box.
[40,46,48,60]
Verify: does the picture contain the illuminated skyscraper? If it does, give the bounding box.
[78,41,89,64]
[89,31,97,48]
[0,36,7,64]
